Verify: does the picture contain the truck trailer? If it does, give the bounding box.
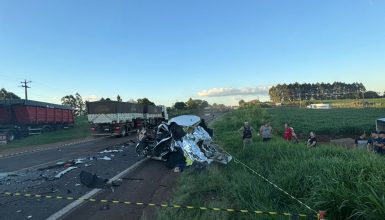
[86,101,168,136]
[0,99,75,143]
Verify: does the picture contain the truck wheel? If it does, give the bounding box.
[7,131,15,142]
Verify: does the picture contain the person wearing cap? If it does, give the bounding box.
[354,132,368,150]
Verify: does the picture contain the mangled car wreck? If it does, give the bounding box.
[135,115,232,171]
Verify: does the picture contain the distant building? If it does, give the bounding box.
[306,103,331,109]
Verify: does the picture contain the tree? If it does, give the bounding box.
[75,93,85,115]
[269,82,368,102]
[117,95,122,102]
[200,100,209,109]
[0,88,20,100]
[364,91,380,99]
[174,102,186,110]
[61,93,86,116]
[137,98,155,106]
[239,99,246,107]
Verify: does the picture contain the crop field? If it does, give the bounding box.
[157,107,385,220]
[267,108,384,138]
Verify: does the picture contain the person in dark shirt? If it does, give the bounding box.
[374,131,385,154]
[238,122,254,149]
[367,131,379,152]
[307,131,317,148]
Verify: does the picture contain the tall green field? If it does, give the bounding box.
[267,108,384,138]
[157,108,385,220]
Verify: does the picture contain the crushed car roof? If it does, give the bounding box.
[168,115,201,127]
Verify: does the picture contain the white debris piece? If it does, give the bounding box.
[99,156,112,161]
[54,167,78,178]
[98,150,122,154]
[74,158,85,164]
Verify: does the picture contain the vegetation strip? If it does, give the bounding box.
[230,154,317,215]
[1,191,316,219]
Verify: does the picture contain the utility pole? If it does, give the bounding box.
[20,80,31,100]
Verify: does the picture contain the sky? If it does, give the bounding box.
[0,0,384,106]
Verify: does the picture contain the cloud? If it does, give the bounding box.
[197,86,270,97]
[84,95,100,102]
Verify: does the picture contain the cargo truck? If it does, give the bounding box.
[0,100,75,144]
[86,101,168,137]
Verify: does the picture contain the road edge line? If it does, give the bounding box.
[46,158,149,220]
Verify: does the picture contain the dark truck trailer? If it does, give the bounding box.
[0,99,75,143]
[86,101,168,136]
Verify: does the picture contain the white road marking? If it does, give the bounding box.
[46,158,148,220]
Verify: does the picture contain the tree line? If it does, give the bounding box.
[268,82,383,103]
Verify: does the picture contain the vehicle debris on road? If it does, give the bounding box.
[79,171,107,188]
[54,167,78,179]
[99,156,112,161]
[136,115,232,170]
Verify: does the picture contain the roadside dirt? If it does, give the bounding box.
[63,160,178,220]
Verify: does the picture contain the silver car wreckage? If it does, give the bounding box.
[135,115,232,168]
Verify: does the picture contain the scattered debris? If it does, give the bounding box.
[27,216,32,219]
[75,184,81,187]
[98,150,122,154]
[16,210,22,213]
[55,167,78,179]
[84,164,92,167]
[74,158,85,164]
[99,156,112,161]
[79,171,107,188]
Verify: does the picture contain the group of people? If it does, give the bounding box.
[355,130,385,154]
[238,122,317,149]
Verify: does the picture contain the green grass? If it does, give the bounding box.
[267,108,384,138]
[2,116,90,149]
[156,107,385,220]
[282,98,385,108]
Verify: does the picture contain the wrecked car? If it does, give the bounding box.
[135,115,232,166]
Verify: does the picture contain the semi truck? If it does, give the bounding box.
[0,99,75,144]
[86,101,168,136]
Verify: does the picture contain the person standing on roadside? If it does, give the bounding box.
[283,123,298,143]
[259,122,272,142]
[238,122,254,149]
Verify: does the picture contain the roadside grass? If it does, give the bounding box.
[267,108,384,137]
[2,116,90,149]
[156,107,385,220]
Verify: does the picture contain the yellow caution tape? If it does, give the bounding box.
[0,191,317,219]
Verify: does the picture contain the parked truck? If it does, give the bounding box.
[86,101,168,136]
[0,99,75,144]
